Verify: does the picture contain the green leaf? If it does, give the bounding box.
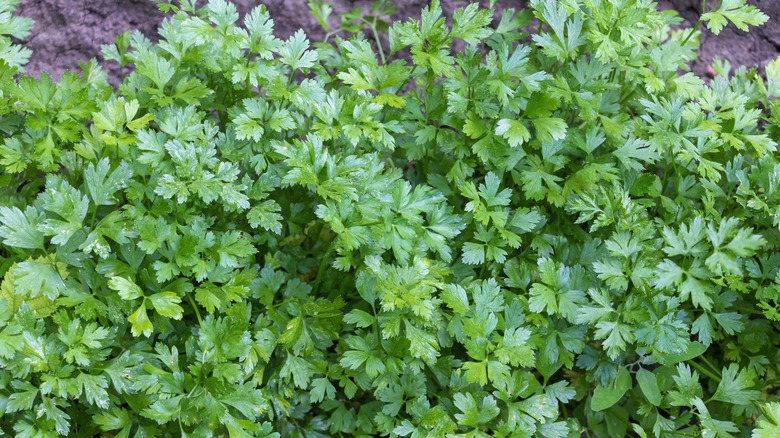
[217,231,257,269]
[0,264,57,318]
[636,369,662,406]
[451,3,493,44]
[657,341,707,366]
[84,158,133,206]
[37,177,90,245]
[441,284,469,316]
[713,364,760,405]
[754,402,780,438]
[592,368,631,412]
[0,206,44,249]
[247,200,283,234]
[530,117,567,144]
[531,2,585,61]
[148,292,184,320]
[78,373,110,409]
[0,1,777,436]
[310,377,336,403]
[108,276,144,300]
[495,119,530,147]
[0,1,32,66]
[495,327,535,367]
[41,397,71,435]
[6,381,38,413]
[613,138,658,172]
[93,408,132,434]
[343,309,374,328]
[453,393,500,428]
[405,321,440,363]
[701,0,769,34]
[136,52,175,89]
[14,256,69,300]
[279,29,318,71]
[462,241,486,265]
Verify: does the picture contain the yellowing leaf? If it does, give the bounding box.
[0,263,58,318]
[373,93,406,108]
[128,302,153,337]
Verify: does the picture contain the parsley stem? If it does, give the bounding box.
[287,69,295,89]
[688,359,721,383]
[699,354,721,376]
[396,65,418,94]
[323,28,344,43]
[39,244,64,280]
[681,19,703,46]
[313,242,335,292]
[372,25,386,65]
[664,431,698,437]
[185,291,203,325]
[734,305,763,316]
[308,221,324,249]
[371,302,386,352]
[681,0,722,46]
[89,206,98,231]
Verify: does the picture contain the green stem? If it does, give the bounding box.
[323,28,344,43]
[40,244,64,281]
[396,65,418,94]
[89,206,99,231]
[40,243,50,259]
[371,302,386,352]
[244,54,252,96]
[663,431,698,437]
[312,242,336,292]
[308,221,325,249]
[287,69,295,89]
[185,291,203,325]
[698,354,721,376]
[681,0,716,46]
[368,17,386,65]
[688,359,721,383]
[734,305,763,316]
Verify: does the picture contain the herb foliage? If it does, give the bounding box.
[1,0,780,436]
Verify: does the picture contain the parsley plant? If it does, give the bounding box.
[0,0,779,436]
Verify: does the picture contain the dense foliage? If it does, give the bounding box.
[1,0,780,435]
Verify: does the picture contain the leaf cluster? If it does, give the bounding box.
[0,0,779,436]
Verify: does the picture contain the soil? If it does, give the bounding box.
[14,0,780,81]
[663,0,780,74]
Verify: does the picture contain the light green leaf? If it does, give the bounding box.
[754,402,780,438]
[495,119,530,147]
[701,0,768,34]
[279,29,318,71]
[108,276,144,300]
[148,292,184,320]
[128,302,153,337]
[713,364,759,405]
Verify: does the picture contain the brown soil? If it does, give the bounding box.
[15,0,780,81]
[663,0,780,74]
